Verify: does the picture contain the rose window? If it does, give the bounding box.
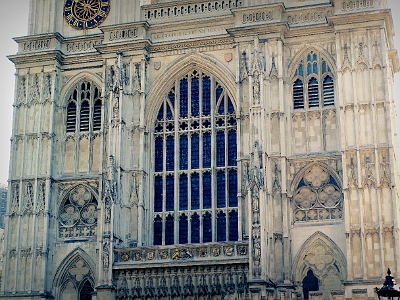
[59,185,98,239]
[293,165,342,222]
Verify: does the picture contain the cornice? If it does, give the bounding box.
[8,50,64,66]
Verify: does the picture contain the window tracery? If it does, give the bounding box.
[293,165,342,222]
[153,70,238,245]
[66,80,102,133]
[293,52,335,110]
[59,185,98,239]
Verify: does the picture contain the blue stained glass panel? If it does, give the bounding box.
[228,170,238,207]
[166,136,174,171]
[166,175,174,211]
[297,178,306,189]
[154,176,163,212]
[203,132,211,168]
[228,131,237,166]
[166,104,173,120]
[202,76,211,116]
[203,172,212,209]
[153,215,162,245]
[179,135,188,170]
[313,53,317,61]
[168,91,175,107]
[165,214,174,245]
[191,213,200,243]
[216,131,225,167]
[180,78,188,118]
[329,175,338,186]
[191,77,199,117]
[322,61,327,74]
[229,210,238,241]
[227,97,234,114]
[217,171,226,208]
[203,212,212,243]
[155,137,163,172]
[191,173,200,209]
[179,214,188,244]
[179,174,188,210]
[217,211,226,242]
[157,103,164,121]
[313,62,318,74]
[307,63,312,76]
[191,133,199,169]
[299,64,304,76]
[307,53,312,62]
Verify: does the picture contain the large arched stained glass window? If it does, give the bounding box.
[153,70,238,245]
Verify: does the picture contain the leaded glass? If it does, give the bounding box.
[229,210,238,241]
[191,77,199,117]
[165,214,174,245]
[191,133,199,169]
[202,76,211,116]
[217,211,226,242]
[217,171,226,208]
[203,172,212,209]
[166,136,174,171]
[155,137,163,172]
[216,131,225,167]
[154,215,162,245]
[179,174,188,210]
[191,213,200,243]
[203,212,212,243]
[166,175,174,211]
[228,131,237,166]
[179,135,188,170]
[153,70,238,245]
[203,132,211,168]
[228,170,238,207]
[179,214,188,244]
[154,176,163,212]
[180,78,188,118]
[191,173,200,209]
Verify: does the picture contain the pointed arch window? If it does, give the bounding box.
[153,70,239,245]
[292,52,335,110]
[66,81,102,133]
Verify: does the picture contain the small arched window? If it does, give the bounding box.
[66,81,102,133]
[153,70,238,245]
[292,52,335,110]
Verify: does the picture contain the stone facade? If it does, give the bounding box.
[1,0,400,299]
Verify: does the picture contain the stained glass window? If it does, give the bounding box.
[153,70,238,245]
[179,214,188,244]
[293,52,334,110]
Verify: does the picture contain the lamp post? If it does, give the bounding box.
[375,269,400,299]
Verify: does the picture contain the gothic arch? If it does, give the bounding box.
[59,183,99,206]
[145,53,237,129]
[288,46,337,79]
[290,162,342,193]
[60,71,103,107]
[292,231,346,297]
[53,248,96,299]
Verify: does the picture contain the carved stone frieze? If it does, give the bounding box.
[114,264,248,299]
[28,74,40,106]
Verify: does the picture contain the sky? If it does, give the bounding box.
[0,1,399,185]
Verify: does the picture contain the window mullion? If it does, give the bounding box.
[174,98,179,245]
[210,75,217,243]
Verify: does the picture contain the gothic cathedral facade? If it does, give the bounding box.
[2,0,400,299]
